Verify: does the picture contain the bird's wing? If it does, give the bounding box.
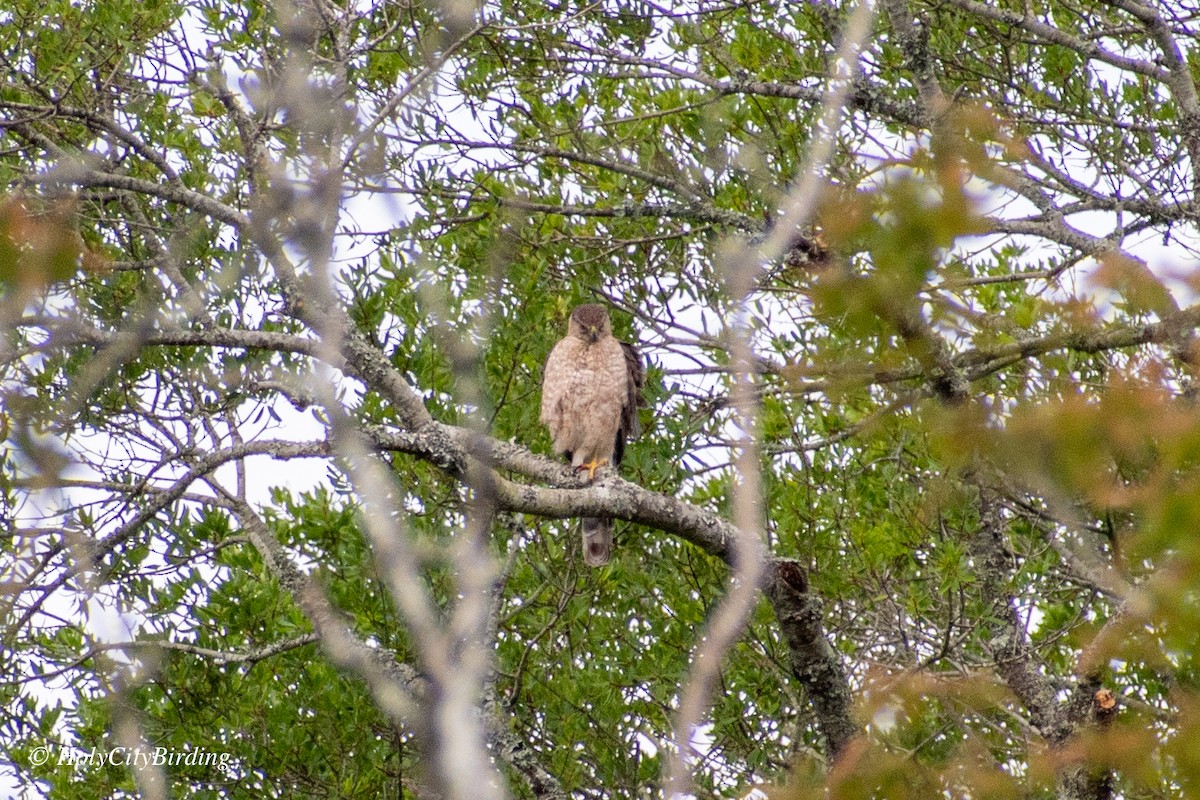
[620,340,645,440]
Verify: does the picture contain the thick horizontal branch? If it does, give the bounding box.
[367,425,738,561]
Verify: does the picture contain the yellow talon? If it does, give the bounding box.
[576,458,608,481]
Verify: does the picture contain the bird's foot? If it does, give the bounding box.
[576,458,609,481]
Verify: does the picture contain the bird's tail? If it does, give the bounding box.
[581,517,613,567]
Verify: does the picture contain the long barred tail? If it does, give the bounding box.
[581,517,613,567]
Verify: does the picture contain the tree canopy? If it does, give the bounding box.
[3,0,1200,798]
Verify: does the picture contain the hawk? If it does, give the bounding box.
[541,304,645,566]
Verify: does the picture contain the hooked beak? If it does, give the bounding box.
[586,325,601,343]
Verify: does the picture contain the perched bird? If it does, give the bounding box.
[540,304,645,566]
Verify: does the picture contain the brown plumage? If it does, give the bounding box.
[540,304,645,566]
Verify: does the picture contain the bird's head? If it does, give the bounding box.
[568,303,612,344]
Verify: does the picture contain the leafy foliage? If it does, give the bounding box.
[3,0,1200,798]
